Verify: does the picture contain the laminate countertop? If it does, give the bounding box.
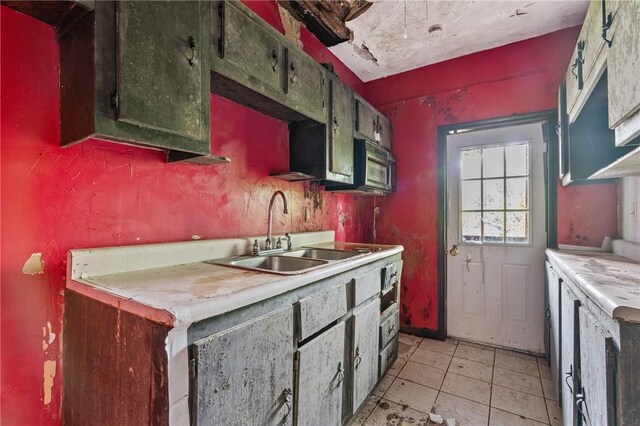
[546,249,640,322]
[67,231,403,326]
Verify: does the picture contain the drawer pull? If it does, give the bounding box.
[565,366,573,394]
[388,324,396,334]
[354,347,362,368]
[576,388,586,421]
[336,362,344,386]
[283,388,293,417]
[270,49,279,72]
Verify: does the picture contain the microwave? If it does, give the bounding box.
[325,139,396,195]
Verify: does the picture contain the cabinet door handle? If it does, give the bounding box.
[270,49,279,72]
[333,116,339,134]
[576,388,587,421]
[283,388,293,417]
[187,36,197,67]
[289,62,297,83]
[601,0,613,47]
[336,362,344,386]
[565,365,573,394]
[354,347,362,368]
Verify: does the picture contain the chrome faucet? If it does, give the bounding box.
[266,191,288,250]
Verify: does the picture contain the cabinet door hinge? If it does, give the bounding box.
[189,358,197,379]
[110,90,119,111]
[545,308,551,324]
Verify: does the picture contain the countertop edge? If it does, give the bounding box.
[546,248,640,322]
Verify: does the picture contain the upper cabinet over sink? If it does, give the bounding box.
[58,1,223,163]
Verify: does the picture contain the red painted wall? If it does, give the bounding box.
[362,27,619,332]
[0,4,372,424]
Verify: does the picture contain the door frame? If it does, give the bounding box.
[434,111,559,340]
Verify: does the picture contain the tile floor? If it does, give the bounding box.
[351,333,563,426]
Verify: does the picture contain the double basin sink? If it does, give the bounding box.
[210,248,366,275]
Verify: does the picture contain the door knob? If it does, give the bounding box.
[449,245,459,256]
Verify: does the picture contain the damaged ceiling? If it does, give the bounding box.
[322,0,590,82]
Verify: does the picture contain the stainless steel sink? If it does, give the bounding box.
[210,255,329,275]
[283,248,362,261]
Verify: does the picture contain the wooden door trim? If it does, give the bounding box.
[435,110,558,340]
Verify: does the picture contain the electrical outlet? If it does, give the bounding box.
[304,208,310,223]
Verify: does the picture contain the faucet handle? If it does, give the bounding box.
[265,237,272,250]
[285,233,292,251]
[276,237,282,249]
[252,239,260,256]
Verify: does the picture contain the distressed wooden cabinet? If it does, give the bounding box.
[354,95,393,152]
[546,251,640,426]
[190,307,294,426]
[351,298,380,412]
[289,73,355,185]
[210,0,326,124]
[296,322,346,426]
[607,0,640,146]
[59,1,213,159]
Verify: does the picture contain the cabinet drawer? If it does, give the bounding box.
[382,261,402,292]
[298,284,348,341]
[379,335,399,378]
[354,269,381,306]
[380,303,399,348]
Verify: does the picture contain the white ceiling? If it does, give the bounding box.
[329,0,589,82]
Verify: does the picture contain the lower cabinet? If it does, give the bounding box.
[351,298,380,412]
[190,307,294,425]
[546,251,640,426]
[578,307,616,426]
[296,321,346,426]
[560,284,580,426]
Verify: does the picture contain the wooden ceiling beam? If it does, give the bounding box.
[277,0,372,47]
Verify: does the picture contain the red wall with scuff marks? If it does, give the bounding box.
[0,4,371,424]
[362,27,619,332]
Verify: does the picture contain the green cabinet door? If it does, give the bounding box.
[286,48,326,123]
[378,114,393,151]
[215,0,283,94]
[355,96,377,141]
[329,77,354,181]
[116,1,207,141]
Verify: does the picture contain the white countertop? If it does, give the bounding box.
[67,232,403,326]
[546,249,640,322]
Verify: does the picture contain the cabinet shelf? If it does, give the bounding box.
[589,146,640,179]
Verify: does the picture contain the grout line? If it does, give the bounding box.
[538,362,552,425]
[487,346,496,426]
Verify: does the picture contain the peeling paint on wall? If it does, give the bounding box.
[277,5,303,48]
[43,360,56,405]
[22,252,44,275]
[42,322,56,351]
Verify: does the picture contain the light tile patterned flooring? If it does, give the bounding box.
[351,333,563,426]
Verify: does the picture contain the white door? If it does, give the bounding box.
[446,122,546,353]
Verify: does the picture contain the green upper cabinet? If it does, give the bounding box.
[210,0,326,124]
[354,96,378,141]
[59,1,212,157]
[214,0,283,95]
[116,1,207,141]
[354,95,393,151]
[328,75,355,180]
[378,114,393,151]
[285,48,326,123]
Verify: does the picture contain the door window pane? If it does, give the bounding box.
[461,149,482,179]
[462,212,482,242]
[483,179,504,210]
[482,147,504,178]
[505,143,529,176]
[461,180,481,210]
[459,142,530,245]
[506,177,528,209]
[483,212,504,243]
[507,212,528,242]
